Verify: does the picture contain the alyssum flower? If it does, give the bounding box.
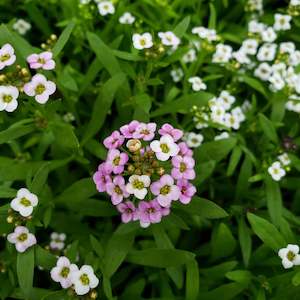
[10,188,38,217]
[7,226,36,253]
[93,121,197,227]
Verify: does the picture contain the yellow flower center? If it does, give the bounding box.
[132,179,144,189]
[60,267,70,278]
[17,233,28,242]
[20,197,31,207]
[0,54,10,62]
[114,186,122,194]
[140,38,146,46]
[113,156,120,166]
[160,143,169,153]
[179,162,187,172]
[80,273,90,285]
[160,185,170,195]
[35,84,46,95]
[287,251,296,261]
[3,94,12,103]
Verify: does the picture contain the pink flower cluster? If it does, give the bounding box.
[93,121,197,228]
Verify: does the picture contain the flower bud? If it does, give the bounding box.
[90,290,98,299]
[157,167,165,176]
[6,215,14,224]
[126,139,142,152]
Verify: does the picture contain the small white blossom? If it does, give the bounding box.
[188,76,207,91]
[268,161,286,181]
[150,135,179,161]
[279,42,295,54]
[13,19,31,35]
[51,256,78,288]
[170,68,183,82]
[0,85,19,112]
[241,39,258,55]
[261,27,277,43]
[254,62,272,81]
[215,132,230,141]
[291,0,300,5]
[132,33,153,50]
[158,31,180,49]
[119,12,135,24]
[0,43,16,70]
[10,188,38,217]
[248,20,266,34]
[217,90,236,110]
[7,226,36,253]
[182,48,197,63]
[213,44,233,63]
[71,265,99,296]
[50,232,66,251]
[278,153,291,166]
[185,132,204,148]
[278,244,300,269]
[269,72,285,91]
[257,43,277,61]
[98,1,115,16]
[126,175,151,200]
[274,14,292,31]
[224,113,241,130]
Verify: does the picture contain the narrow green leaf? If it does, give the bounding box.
[52,21,75,57]
[173,16,190,37]
[30,163,49,195]
[258,113,278,143]
[186,260,199,300]
[238,217,252,267]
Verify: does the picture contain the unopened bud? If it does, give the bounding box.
[157,167,165,176]
[6,215,14,224]
[126,139,142,152]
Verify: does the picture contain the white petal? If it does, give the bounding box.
[140,175,150,187]
[156,152,170,161]
[74,282,90,295]
[19,206,33,217]
[282,258,294,269]
[150,140,161,152]
[278,248,288,259]
[134,188,147,200]
[287,244,299,254]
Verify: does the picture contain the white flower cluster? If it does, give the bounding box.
[268,153,291,181]
[51,256,99,295]
[191,26,219,42]
[194,91,246,131]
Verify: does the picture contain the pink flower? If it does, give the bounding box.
[23,74,56,104]
[50,256,78,288]
[138,199,162,227]
[106,149,128,174]
[177,179,196,204]
[171,156,196,180]
[158,123,183,141]
[150,174,180,207]
[27,51,55,70]
[120,120,140,138]
[93,162,112,192]
[0,43,16,70]
[133,122,156,141]
[7,226,36,253]
[117,201,138,223]
[103,130,124,149]
[106,176,129,205]
[178,142,193,157]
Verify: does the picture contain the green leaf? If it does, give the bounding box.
[133,94,152,122]
[17,248,35,297]
[87,31,121,76]
[151,92,213,117]
[198,283,245,300]
[52,21,75,57]
[176,196,228,219]
[103,230,135,278]
[90,235,104,258]
[265,177,282,227]
[30,163,49,195]
[238,217,252,267]
[0,121,35,145]
[186,260,199,300]
[173,16,190,37]
[292,271,300,286]
[194,138,237,163]
[226,270,252,285]
[258,113,278,143]
[81,72,126,145]
[240,75,268,98]
[247,213,286,250]
[35,246,56,270]
[126,249,195,268]
[227,146,242,176]
[235,155,252,200]
[211,223,237,259]
[209,3,217,29]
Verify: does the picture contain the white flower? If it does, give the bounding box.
[248,20,265,33]
[194,113,209,129]
[23,74,56,104]
[254,62,272,81]
[50,232,66,250]
[224,113,241,130]
[232,50,251,64]
[71,265,99,295]
[278,153,291,166]
[80,0,91,3]
[241,39,258,55]
[210,104,226,123]
[261,27,277,43]
[132,33,153,50]
[217,90,236,110]
[51,256,78,288]
[126,175,150,199]
[232,106,246,122]
[212,44,232,63]
[242,100,252,112]
[257,43,277,61]
[7,226,36,253]
[278,244,300,269]
[170,68,183,82]
[291,0,300,5]
[185,132,204,148]
[10,188,38,217]
[269,72,285,91]
[182,48,197,63]
[289,50,300,66]
[279,42,295,54]
[98,1,115,16]
[188,76,207,91]
[0,85,19,112]
[274,14,292,31]
[119,12,135,24]
[13,19,31,35]
[150,135,179,161]
[0,43,16,70]
[215,132,230,141]
[158,31,180,49]
[268,161,286,181]
[192,26,218,41]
